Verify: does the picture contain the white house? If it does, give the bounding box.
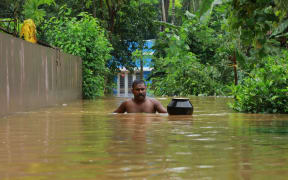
[115,40,154,97]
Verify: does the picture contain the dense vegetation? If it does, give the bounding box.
[230,52,288,113]
[40,9,112,98]
[0,0,287,113]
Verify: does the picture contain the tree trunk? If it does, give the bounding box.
[232,51,238,85]
[140,55,144,80]
[106,0,116,33]
[99,0,103,19]
[92,0,96,18]
[183,0,191,11]
[110,10,116,33]
[140,43,144,80]
[171,0,175,24]
[161,0,166,22]
[191,0,196,13]
[160,0,166,31]
[164,0,170,23]
[191,0,202,13]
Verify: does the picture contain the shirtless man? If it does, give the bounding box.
[114,80,167,113]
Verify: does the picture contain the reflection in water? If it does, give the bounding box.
[106,114,169,179]
[0,97,288,179]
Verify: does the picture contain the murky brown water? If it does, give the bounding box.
[1,97,288,180]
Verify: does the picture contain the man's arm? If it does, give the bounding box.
[152,99,167,113]
[114,101,127,113]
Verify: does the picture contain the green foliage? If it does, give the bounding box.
[151,7,234,96]
[0,0,56,35]
[23,0,55,24]
[185,12,221,65]
[197,0,222,23]
[0,0,24,36]
[0,18,21,35]
[1,0,287,115]
[271,19,288,38]
[197,0,215,17]
[109,0,158,71]
[40,8,113,98]
[151,22,223,96]
[152,55,222,96]
[227,0,288,58]
[0,0,24,19]
[230,51,288,113]
[53,0,159,76]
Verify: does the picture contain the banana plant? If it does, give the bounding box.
[196,0,222,23]
[22,0,55,24]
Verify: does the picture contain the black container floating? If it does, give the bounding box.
[167,98,193,115]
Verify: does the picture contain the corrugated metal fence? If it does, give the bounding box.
[0,32,82,117]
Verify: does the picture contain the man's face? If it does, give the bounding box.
[132,83,146,101]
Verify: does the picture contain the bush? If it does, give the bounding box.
[152,54,221,96]
[150,11,233,96]
[151,30,222,96]
[40,8,113,98]
[230,51,288,113]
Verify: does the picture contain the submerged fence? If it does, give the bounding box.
[0,32,82,117]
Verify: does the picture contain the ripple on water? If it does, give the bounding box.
[166,167,190,173]
[197,165,214,169]
[1,97,288,180]
[194,138,216,141]
[186,134,201,137]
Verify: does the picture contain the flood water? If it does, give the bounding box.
[1,97,288,180]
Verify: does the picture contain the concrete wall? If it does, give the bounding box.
[0,32,82,117]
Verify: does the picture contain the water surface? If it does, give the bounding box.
[1,97,288,180]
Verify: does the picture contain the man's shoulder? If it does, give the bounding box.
[147,98,161,104]
[122,99,134,105]
[147,97,167,113]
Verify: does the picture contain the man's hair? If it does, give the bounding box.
[132,79,146,89]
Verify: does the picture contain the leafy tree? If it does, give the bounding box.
[0,0,24,35]
[51,0,159,76]
[224,0,288,113]
[40,8,113,98]
[151,16,224,96]
[23,0,55,24]
[107,0,158,72]
[199,0,288,57]
[192,0,288,114]
[0,0,56,37]
[151,6,235,95]
[0,0,24,19]
[230,51,288,113]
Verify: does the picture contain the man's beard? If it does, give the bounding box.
[136,94,145,100]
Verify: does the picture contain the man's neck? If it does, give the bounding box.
[133,97,146,104]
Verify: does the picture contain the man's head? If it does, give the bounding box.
[132,79,146,101]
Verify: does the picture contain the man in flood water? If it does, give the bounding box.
[114,80,167,113]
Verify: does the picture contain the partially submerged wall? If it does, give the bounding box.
[0,32,82,117]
